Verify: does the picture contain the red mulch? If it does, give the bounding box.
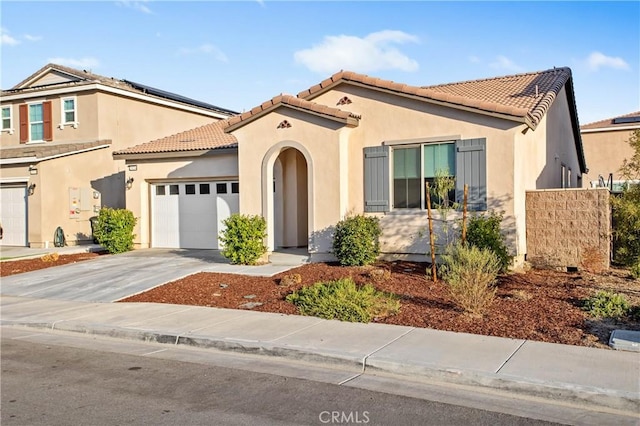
[3,253,637,348]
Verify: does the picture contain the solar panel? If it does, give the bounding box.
[123,79,238,115]
[612,116,640,124]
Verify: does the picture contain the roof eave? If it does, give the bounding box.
[112,146,238,160]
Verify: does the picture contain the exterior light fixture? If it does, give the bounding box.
[126,177,134,190]
[28,183,36,196]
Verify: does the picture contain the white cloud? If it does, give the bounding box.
[586,51,629,71]
[24,34,42,42]
[468,55,480,63]
[47,57,100,69]
[489,55,523,72]
[178,44,228,62]
[1,28,20,46]
[116,1,152,14]
[294,30,420,74]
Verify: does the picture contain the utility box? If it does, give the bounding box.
[69,187,101,219]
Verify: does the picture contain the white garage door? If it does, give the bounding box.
[0,184,28,246]
[152,181,239,249]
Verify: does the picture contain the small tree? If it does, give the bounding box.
[219,214,267,265]
[93,207,137,254]
[612,129,640,266]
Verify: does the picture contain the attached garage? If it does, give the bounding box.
[0,183,28,246]
[151,181,239,249]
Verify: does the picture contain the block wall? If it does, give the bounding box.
[525,188,610,270]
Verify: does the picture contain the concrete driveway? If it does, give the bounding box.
[0,249,303,303]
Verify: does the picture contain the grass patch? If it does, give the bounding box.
[286,277,400,322]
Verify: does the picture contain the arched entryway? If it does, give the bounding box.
[273,148,308,248]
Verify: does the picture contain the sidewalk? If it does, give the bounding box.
[1,295,638,416]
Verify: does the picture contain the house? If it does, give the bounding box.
[115,67,586,265]
[0,64,236,247]
[580,111,640,191]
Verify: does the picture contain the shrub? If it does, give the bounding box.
[332,215,381,266]
[464,212,513,272]
[219,214,267,265]
[631,261,640,280]
[441,243,501,316]
[583,291,630,319]
[279,273,302,287]
[93,207,137,254]
[286,277,400,322]
[611,184,640,267]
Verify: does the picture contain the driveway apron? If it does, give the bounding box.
[0,250,219,302]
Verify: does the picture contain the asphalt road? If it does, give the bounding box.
[1,331,557,426]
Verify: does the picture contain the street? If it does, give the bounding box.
[1,327,561,426]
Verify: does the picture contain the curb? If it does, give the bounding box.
[5,319,638,415]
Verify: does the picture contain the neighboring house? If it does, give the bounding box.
[0,63,236,247]
[116,67,586,265]
[580,111,640,191]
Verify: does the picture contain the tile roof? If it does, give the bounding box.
[580,111,640,130]
[4,63,237,116]
[1,140,111,160]
[298,67,574,129]
[113,121,237,156]
[223,94,360,131]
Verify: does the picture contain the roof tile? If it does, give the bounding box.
[581,111,640,130]
[113,121,237,156]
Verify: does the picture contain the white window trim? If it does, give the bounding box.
[59,96,78,129]
[391,140,457,211]
[26,100,45,144]
[1,105,14,135]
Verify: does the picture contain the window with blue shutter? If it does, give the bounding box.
[363,146,390,212]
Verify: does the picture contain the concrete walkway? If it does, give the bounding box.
[1,295,638,418]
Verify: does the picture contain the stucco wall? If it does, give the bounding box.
[526,188,610,270]
[581,128,636,187]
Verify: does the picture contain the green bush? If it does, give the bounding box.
[583,291,630,319]
[332,215,381,266]
[219,214,267,265]
[286,277,400,322]
[611,184,640,267]
[93,207,137,254]
[441,243,501,316]
[631,261,640,280]
[464,212,513,272]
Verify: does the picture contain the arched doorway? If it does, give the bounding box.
[273,148,308,248]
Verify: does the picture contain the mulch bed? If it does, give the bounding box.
[0,252,104,277]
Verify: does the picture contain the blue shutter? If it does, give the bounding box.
[456,138,486,211]
[364,146,389,212]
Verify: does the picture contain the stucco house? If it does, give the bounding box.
[580,111,640,191]
[0,64,236,247]
[115,67,586,265]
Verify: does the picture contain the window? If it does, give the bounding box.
[19,101,52,143]
[199,184,210,194]
[364,138,486,213]
[185,184,196,195]
[231,182,239,194]
[61,97,76,125]
[561,164,567,188]
[1,106,12,133]
[216,183,227,194]
[29,104,44,141]
[393,143,456,209]
[169,184,179,195]
[155,185,166,196]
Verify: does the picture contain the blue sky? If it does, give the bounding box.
[1,1,638,124]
